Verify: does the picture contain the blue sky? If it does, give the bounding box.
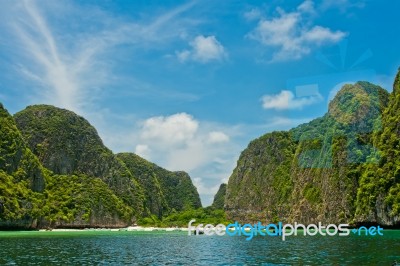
[0,0,399,206]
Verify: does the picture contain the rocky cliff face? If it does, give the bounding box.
[14,105,145,216]
[211,183,226,210]
[225,79,400,226]
[225,131,296,222]
[0,104,45,228]
[117,153,202,218]
[0,104,138,228]
[355,71,400,226]
[0,104,45,192]
[0,104,202,229]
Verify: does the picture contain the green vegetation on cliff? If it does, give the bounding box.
[0,104,45,228]
[14,105,144,216]
[225,79,400,226]
[355,71,400,224]
[41,173,134,227]
[1,104,202,229]
[117,153,202,219]
[138,207,230,227]
[0,171,42,226]
[225,131,297,223]
[0,104,45,192]
[211,183,226,210]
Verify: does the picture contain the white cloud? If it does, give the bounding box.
[140,113,198,146]
[192,178,222,197]
[261,90,322,110]
[208,131,230,143]
[177,35,227,63]
[137,113,230,170]
[302,26,345,44]
[135,144,151,160]
[176,50,191,63]
[248,0,346,61]
[132,112,241,206]
[297,0,315,14]
[244,8,262,21]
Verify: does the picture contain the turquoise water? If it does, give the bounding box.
[0,230,399,265]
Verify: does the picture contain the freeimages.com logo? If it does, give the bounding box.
[188,220,384,241]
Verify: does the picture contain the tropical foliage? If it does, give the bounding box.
[0,104,202,228]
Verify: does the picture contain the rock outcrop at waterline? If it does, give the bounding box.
[224,74,400,227]
[0,104,201,229]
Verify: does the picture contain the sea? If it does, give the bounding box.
[0,230,399,265]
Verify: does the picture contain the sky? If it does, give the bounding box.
[0,0,399,206]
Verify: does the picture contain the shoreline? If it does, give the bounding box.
[1,227,399,233]
[36,226,190,232]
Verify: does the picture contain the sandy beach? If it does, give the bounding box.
[38,226,189,232]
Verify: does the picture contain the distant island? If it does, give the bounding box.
[1,70,400,229]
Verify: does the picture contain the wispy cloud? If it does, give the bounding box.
[12,0,81,111]
[1,0,237,206]
[243,8,263,21]
[320,0,366,13]
[247,0,346,62]
[145,1,197,36]
[4,0,198,113]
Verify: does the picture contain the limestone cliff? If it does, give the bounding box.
[14,105,145,218]
[0,104,138,228]
[211,183,226,210]
[0,104,45,228]
[117,153,202,218]
[355,71,400,226]
[1,103,202,229]
[0,104,45,192]
[225,79,400,226]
